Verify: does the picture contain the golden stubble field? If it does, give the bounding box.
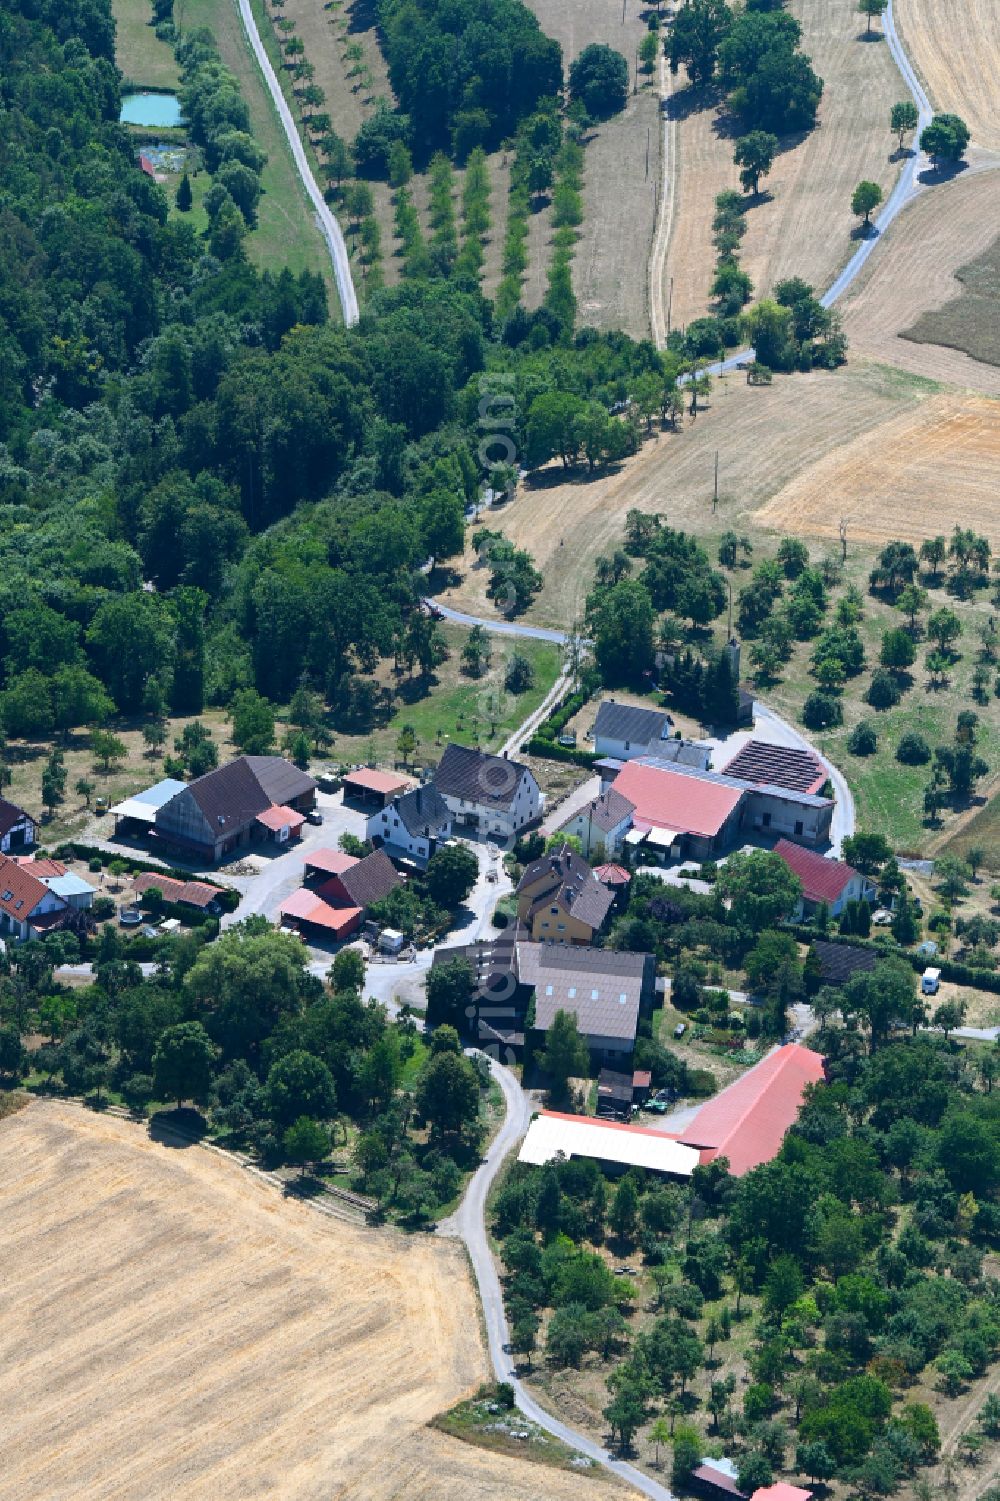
[755,391,1000,547]
[837,165,1000,392]
[0,1103,627,1501]
[444,362,924,628]
[661,0,905,329]
[895,0,1000,153]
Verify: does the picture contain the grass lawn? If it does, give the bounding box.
[329,627,562,772]
[178,0,333,292]
[113,0,180,89]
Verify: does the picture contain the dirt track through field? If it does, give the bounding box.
[838,165,1000,392]
[754,391,1000,546]
[894,0,1000,153]
[0,1102,627,1501]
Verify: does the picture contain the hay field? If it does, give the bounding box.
[525,0,659,337]
[754,391,1000,547]
[113,0,180,89]
[444,363,921,628]
[0,1102,625,1501]
[838,167,1000,392]
[894,0,1000,153]
[663,0,904,329]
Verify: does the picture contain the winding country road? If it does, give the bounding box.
[651,0,933,359]
[430,599,577,645]
[235,0,359,326]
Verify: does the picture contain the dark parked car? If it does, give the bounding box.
[305,809,323,826]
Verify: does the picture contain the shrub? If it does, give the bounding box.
[802,691,843,729]
[848,721,877,756]
[866,669,901,710]
[897,732,931,765]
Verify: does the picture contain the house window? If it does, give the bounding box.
[557,924,566,931]
[550,906,559,915]
[794,820,803,837]
[568,987,576,998]
[545,985,553,996]
[762,812,771,828]
[624,740,630,751]
[541,921,549,929]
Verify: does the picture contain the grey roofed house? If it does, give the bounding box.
[565,787,635,835]
[525,943,653,1044]
[594,700,673,748]
[434,741,532,811]
[153,755,317,861]
[393,783,451,838]
[517,844,616,933]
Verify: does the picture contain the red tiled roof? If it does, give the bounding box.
[279,888,362,935]
[343,767,414,796]
[255,804,306,833]
[133,873,224,909]
[304,849,358,877]
[680,1043,825,1175]
[612,761,743,839]
[632,1070,652,1088]
[773,838,858,904]
[594,863,631,886]
[752,1486,812,1501]
[0,855,55,923]
[13,857,65,878]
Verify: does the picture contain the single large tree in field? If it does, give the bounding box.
[858,0,887,35]
[920,113,971,167]
[890,99,919,153]
[851,179,883,226]
[733,131,778,196]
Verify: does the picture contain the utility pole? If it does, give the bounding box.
[622,0,626,21]
[645,126,650,179]
[713,450,719,510]
[666,275,673,335]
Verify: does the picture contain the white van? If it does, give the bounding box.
[921,967,941,996]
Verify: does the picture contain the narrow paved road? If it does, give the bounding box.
[430,599,576,645]
[235,0,359,326]
[439,1055,678,1500]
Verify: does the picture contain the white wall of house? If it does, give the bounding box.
[559,807,633,858]
[441,770,542,837]
[594,731,667,762]
[366,805,449,860]
[743,790,833,845]
[0,815,36,854]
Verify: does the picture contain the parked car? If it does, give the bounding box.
[305,809,323,826]
[119,909,142,927]
[558,731,577,748]
[673,1022,686,1038]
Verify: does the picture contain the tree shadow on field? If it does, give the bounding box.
[149,1106,207,1148]
[523,460,627,493]
[666,79,725,122]
[850,221,881,241]
[347,0,377,36]
[855,29,886,42]
[917,159,970,188]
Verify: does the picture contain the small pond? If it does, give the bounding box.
[120,91,183,128]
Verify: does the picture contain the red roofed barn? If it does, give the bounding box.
[773,838,874,918]
[680,1043,826,1176]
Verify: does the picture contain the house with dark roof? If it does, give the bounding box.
[721,739,827,795]
[0,798,35,855]
[520,941,656,1064]
[516,844,615,944]
[150,757,316,862]
[773,838,874,918]
[557,786,635,858]
[366,783,452,863]
[593,700,675,760]
[433,742,541,837]
[280,850,402,942]
[0,854,70,940]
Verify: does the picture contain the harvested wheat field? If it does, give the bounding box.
[754,392,1000,547]
[838,166,1000,392]
[662,0,904,330]
[526,0,660,336]
[895,0,1000,153]
[445,362,923,628]
[0,1102,625,1501]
